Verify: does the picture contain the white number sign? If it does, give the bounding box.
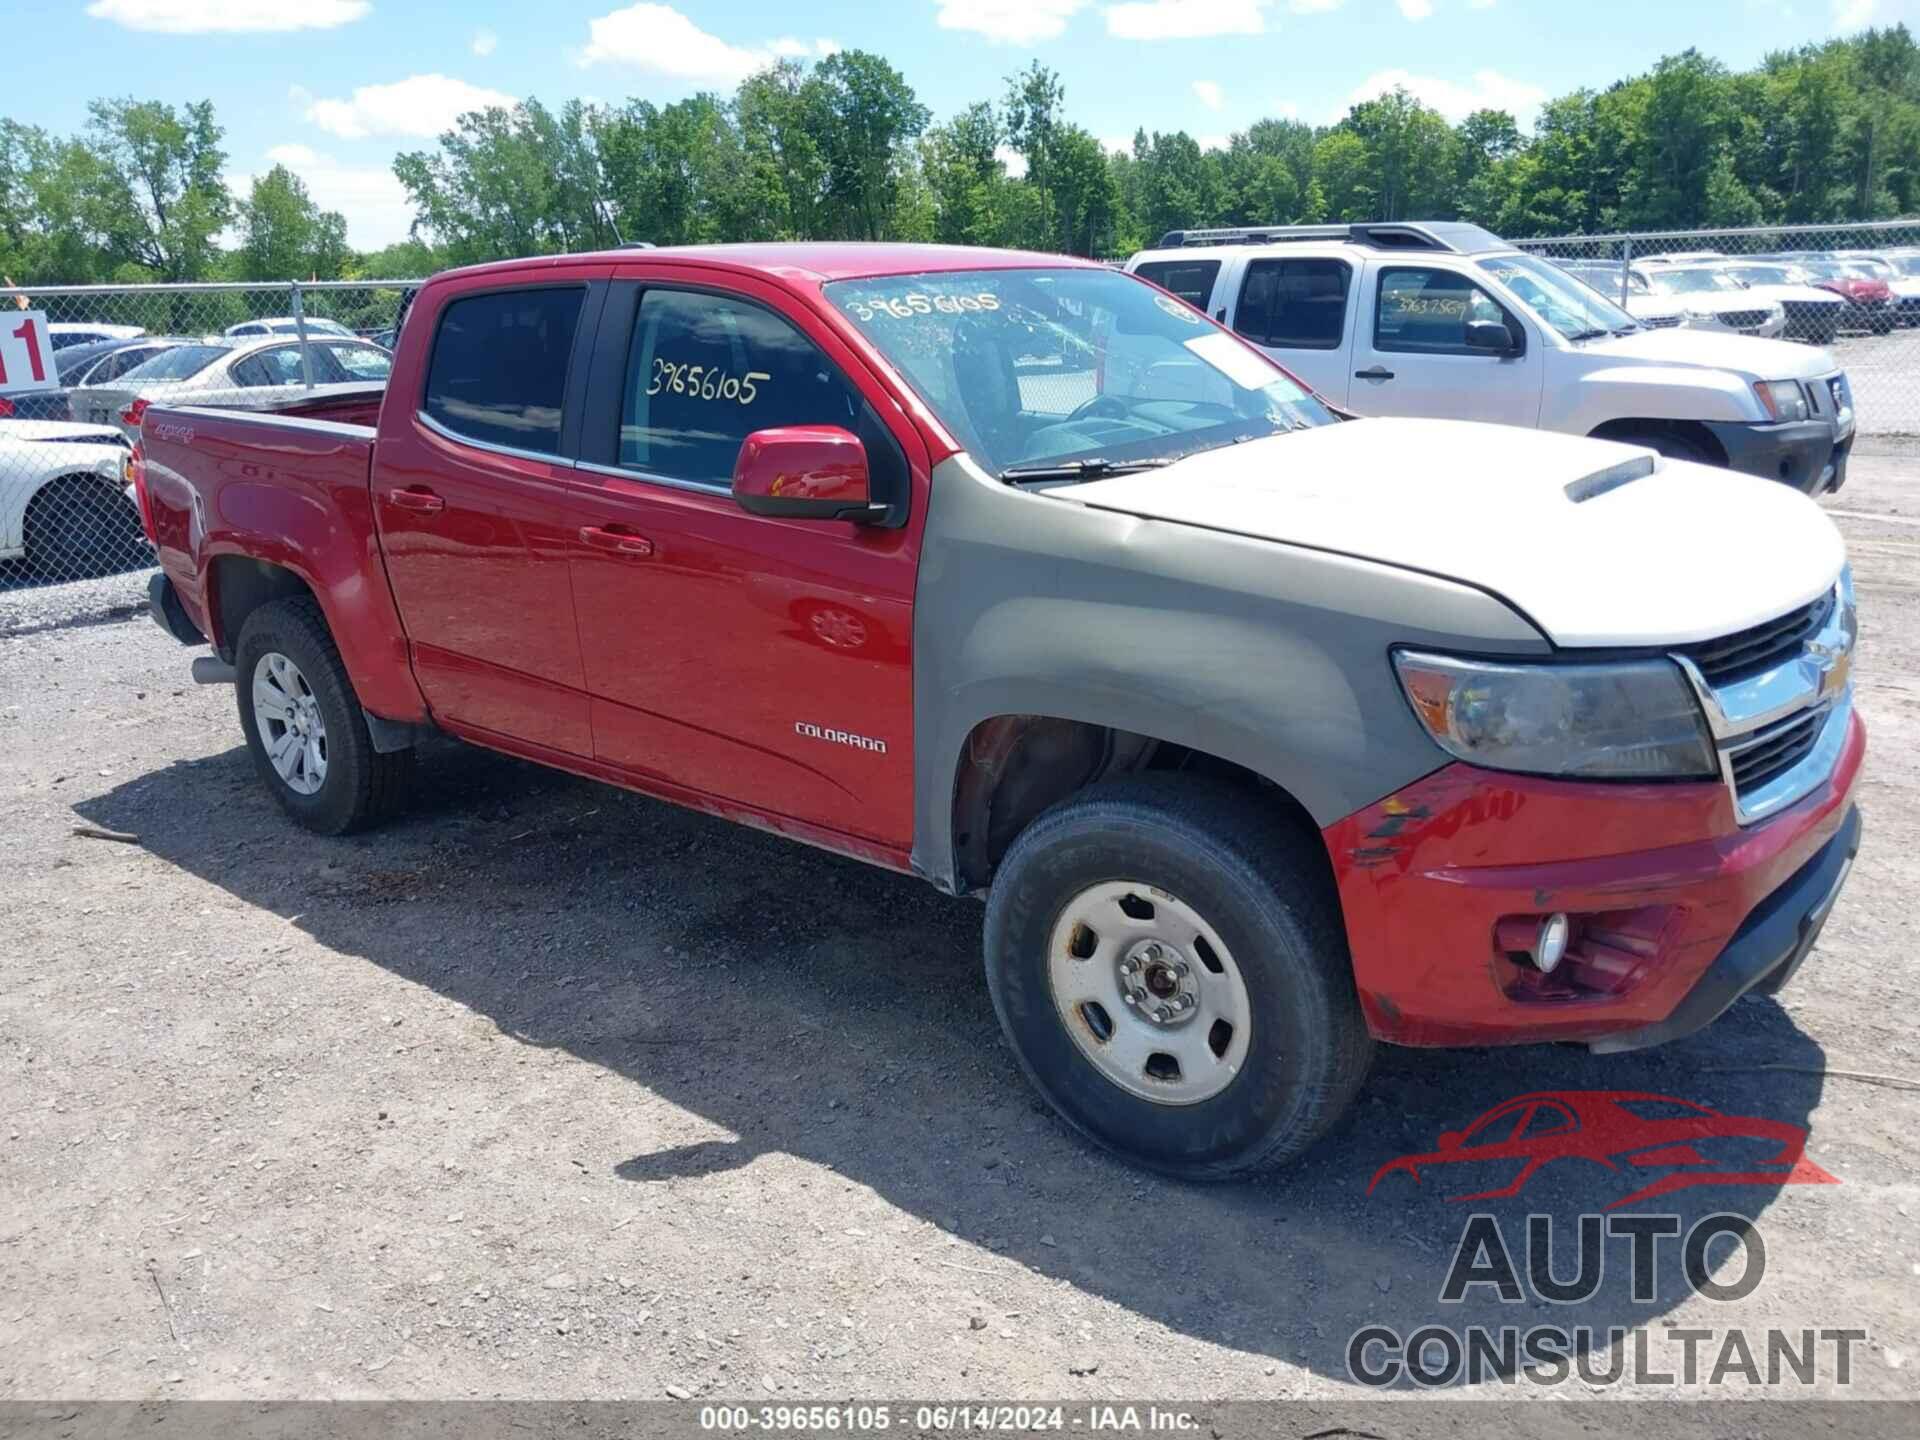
[0,310,55,395]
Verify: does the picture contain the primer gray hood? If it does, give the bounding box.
[1051,417,1844,648]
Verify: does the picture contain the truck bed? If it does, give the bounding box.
[140,403,424,718]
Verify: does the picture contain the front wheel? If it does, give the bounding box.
[982,776,1373,1179]
[234,596,413,835]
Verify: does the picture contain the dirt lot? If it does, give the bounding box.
[1,451,1917,1404]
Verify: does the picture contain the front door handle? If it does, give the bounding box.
[1354,366,1396,381]
[387,486,444,514]
[579,524,655,558]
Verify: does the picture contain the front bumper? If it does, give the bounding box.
[1323,710,1865,1050]
[1705,416,1848,496]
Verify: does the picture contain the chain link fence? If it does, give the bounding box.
[1514,219,1920,437]
[0,280,418,607]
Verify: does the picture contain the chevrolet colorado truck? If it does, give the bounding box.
[136,244,1865,1179]
[1129,223,1855,496]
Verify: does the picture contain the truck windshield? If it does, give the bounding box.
[1475,253,1638,339]
[1646,268,1744,295]
[824,267,1334,479]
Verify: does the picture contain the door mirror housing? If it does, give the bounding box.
[1464,319,1518,354]
[733,426,887,524]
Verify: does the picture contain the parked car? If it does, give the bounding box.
[0,337,200,426]
[46,322,145,350]
[0,419,146,575]
[83,334,395,440]
[223,317,358,339]
[1632,264,1788,338]
[1715,261,1846,344]
[1129,222,1851,493]
[1824,251,1920,325]
[137,242,1864,1179]
[1794,259,1897,334]
[1550,261,1691,329]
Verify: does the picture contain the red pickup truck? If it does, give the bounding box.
[137,244,1863,1179]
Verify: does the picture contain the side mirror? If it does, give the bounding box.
[1464,319,1517,354]
[733,426,886,524]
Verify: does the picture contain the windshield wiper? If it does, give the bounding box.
[1001,457,1176,484]
[1565,327,1612,342]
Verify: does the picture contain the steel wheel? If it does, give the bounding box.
[1046,880,1252,1105]
[251,651,329,796]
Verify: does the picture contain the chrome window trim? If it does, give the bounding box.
[417,410,576,469]
[575,458,729,497]
[1672,568,1855,825]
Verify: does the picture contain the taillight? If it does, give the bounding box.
[127,441,156,544]
[120,397,149,428]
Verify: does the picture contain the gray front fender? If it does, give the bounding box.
[910,454,1551,892]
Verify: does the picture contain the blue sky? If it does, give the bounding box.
[13,0,1920,248]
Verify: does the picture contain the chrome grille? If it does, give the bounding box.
[1643,314,1682,328]
[1673,591,1835,686]
[1728,707,1826,797]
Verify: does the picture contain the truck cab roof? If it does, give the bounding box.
[431,243,1106,291]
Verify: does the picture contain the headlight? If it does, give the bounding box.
[1754,379,1810,422]
[1393,652,1718,780]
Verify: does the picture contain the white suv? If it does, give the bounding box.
[1126,222,1853,495]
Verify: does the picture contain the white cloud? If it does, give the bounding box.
[1193,79,1226,111]
[579,5,837,81]
[471,28,497,56]
[1342,67,1547,125]
[304,74,517,141]
[1198,133,1231,152]
[233,144,416,252]
[769,36,842,57]
[1100,135,1135,155]
[1829,0,1919,22]
[995,144,1029,179]
[1289,0,1346,10]
[1106,0,1270,38]
[936,0,1089,43]
[87,0,368,30]
[1396,0,1434,17]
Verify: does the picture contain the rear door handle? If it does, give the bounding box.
[387,486,444,514]
[579,524,655,557]
[1355,366,1395,381]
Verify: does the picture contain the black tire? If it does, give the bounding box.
[982,775,1373,1180]
[1610,429,1715,467]
[234,596,412,835]
[23,476,149,579]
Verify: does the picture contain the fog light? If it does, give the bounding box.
[1536,913,1570,974]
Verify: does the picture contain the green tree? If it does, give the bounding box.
[77,98,231,279]
[238,164,349,280]
[812,50,930,239]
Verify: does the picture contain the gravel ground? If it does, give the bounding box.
[1,451,1917,1404]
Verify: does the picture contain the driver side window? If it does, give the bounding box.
[1375,267,1509,356]
[617,289,907,507]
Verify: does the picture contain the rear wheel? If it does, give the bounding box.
[23,475,149,579]
[983,776,1373,1179]
[234,596,412,835]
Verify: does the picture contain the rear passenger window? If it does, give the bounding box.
[230,348,305,388]
[1235,258,1351,349]
[1133,260,1221,311]
[424,287,585,455]
[619,289,868,488]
